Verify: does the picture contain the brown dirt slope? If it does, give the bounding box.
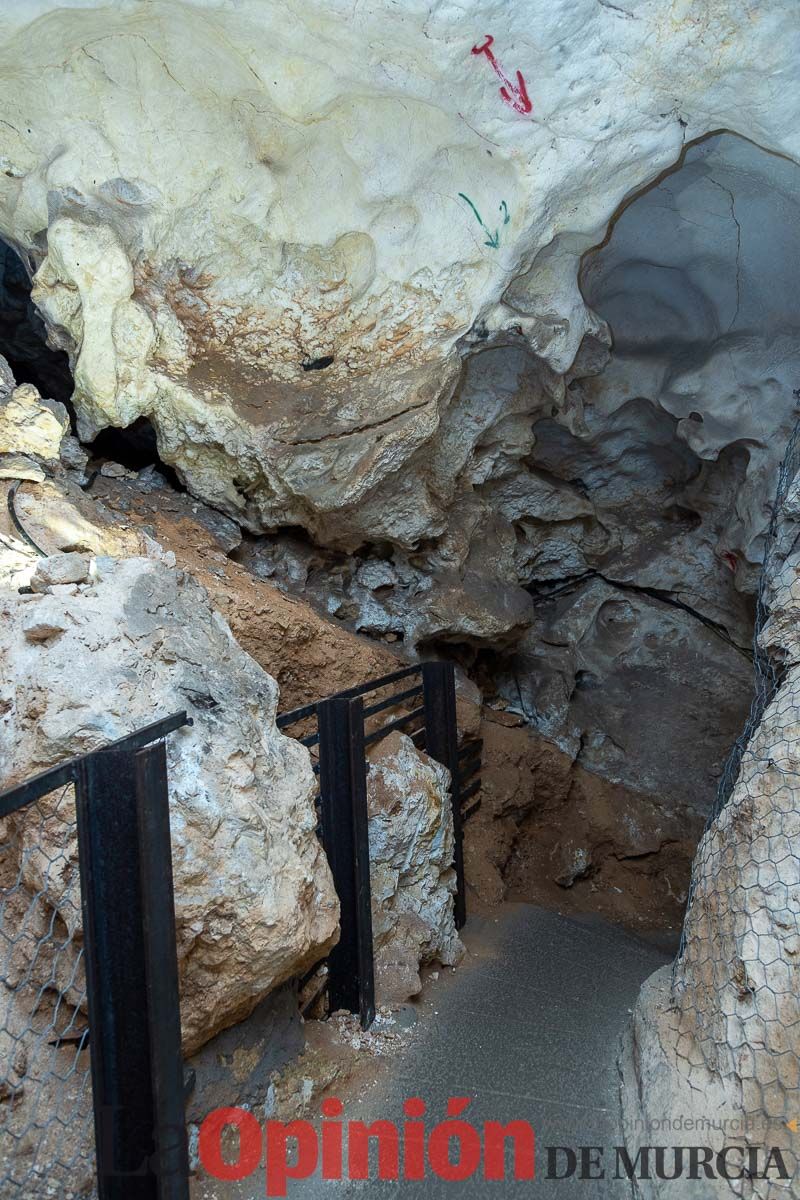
[65,472,399,711]
[464,709,697,943]
[5,468,692,942]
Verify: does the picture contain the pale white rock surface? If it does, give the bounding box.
[0,2,798,549]
[0,556,339,1055]
[0,368,69,484]
[0,454,45,483]
[0,381,68,463]
[366,732,463,1003]
[20,594,71,642]
[622,671,800,1194]
[0,4,798,826]
[29,551,91,591]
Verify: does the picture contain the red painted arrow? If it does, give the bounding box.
[471,34,532,116]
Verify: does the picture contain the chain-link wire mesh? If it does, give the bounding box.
[707,419,800,829]
[0,783,95,1199]
[666,419,800,1189]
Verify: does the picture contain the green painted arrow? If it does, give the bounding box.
[458,193,509,249]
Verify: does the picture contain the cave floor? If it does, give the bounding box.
[192,902,668,1199]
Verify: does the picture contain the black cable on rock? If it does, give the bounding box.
[7,479,48,557]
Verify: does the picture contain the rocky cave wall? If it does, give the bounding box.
[0,1,799,1175]
[0,1,797,912]
[240,130,800,841]
[621,455,800,1199]
[0,0,798,543]
[493,131,800,822]
[0,241,72,406]
[0,356,464,1051]
[0,547,341,1058]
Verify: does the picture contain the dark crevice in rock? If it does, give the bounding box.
[526,568,753,659]
[85,416,186,490]
[0,239,74,411]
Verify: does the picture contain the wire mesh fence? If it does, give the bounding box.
[0,715,191,1200]
[705,419,800,830]
[679,420,800,947]
[671,419,800,1166]
[0,781,94,1198]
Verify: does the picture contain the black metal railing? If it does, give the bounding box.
[458,735,483,821]
[0,713,191,1200]
[0,663,484,1193]
[278,660,483,1028]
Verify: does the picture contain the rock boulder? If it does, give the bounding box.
[366,732,463,1004]
[0,556,339,1054]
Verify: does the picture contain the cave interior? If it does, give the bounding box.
[3,130,799,939]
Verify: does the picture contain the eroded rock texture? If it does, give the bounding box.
[367,732,463,1004]
[0,555,339,1055]
[502,131,800,819]
[621,467,800,1197]
[238,130,800,831]
[0,2,797,542]
[0,2,799,1167]
[0,5,798,831]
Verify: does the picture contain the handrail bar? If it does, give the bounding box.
[362,683,423,719]
[277,664,422,728]
[363,705,425,747]
[0,711,192,817]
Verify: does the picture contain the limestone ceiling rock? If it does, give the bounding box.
[480,131,800,817]
[0,2,798,543]
[581,132,800,577]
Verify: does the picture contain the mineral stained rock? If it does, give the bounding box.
[0,555,339,1055]
[221,125,800,824]
[0,2,797,550]
[0,6,799,825]
[366,733,463,1004]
